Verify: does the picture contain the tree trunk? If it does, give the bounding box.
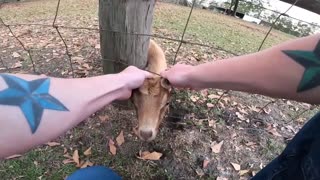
[99,0,156,74]
[231,0,239,16]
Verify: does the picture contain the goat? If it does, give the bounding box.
[131,39,171,141]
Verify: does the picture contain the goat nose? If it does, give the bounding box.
[139,130,153,141]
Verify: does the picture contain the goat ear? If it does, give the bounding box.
[160,78,171,90]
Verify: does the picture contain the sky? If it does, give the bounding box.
[199,0,320,25]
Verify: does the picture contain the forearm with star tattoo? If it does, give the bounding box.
[181,33,320,104]
[0,72,132,158]
[282,39,320,92]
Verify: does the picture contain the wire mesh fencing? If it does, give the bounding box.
[0,0,318,135]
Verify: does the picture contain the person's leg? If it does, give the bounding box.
[252,112,320,180]
[66,166,122,180]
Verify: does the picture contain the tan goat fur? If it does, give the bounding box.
[131,40,171,141]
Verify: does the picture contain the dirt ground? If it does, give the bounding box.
[0,0,318,179]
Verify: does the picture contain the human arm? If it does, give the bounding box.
[0,66,151,158]
[161,33,320,104]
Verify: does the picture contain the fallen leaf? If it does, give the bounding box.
[73,150,80,166]
[239,169,250,176]
[217,91,224,95]
[236,112,246,121]
[238,108,249,115]
[286,101,293,106]
[138,151,162,160]
[116,130,125,146]
[263,108,271,114]
[63,159,74,164]
[200,89,208,97]
[206,103,214,108]
[11,62,22,69]
[195,168,205,176]
[12,52,20,58]
[203,159,210,168]
[82,63,92,70]
[216,177,228,180]
[211,141,223,153]
[63,148,67,154]
[190,95,199,102]
[109,139,117,155]
[266,124,282,137]
[63,153,73,159]
[46,142,60,147]
[208,120,215,127]
[83,147,92,156]
[95,44,100,49]
[245,142,256,147]
[231,162,241,171]
[80,160,94,168]
[98,115,109,123]
[249,105,260,112]
[5,154,22,159]
[208,94,220,99]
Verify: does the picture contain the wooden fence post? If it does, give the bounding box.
[99,0,156,74]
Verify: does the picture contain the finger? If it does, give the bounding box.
[160,70,168,78]
[144,71,153,78]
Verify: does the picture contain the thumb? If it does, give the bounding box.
[160,69,168,78]
[144,71,153,78]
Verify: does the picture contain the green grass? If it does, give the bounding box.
[0,0,294,55]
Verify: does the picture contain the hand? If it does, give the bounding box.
[161,64,196,89]
[117,66,152,100]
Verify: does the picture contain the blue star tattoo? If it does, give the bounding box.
[0,74,69,133]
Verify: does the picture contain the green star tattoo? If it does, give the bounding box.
[282,39,320,92]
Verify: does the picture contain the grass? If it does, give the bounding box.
[0,0,294,55]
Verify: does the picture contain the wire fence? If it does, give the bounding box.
[0,0,317,130]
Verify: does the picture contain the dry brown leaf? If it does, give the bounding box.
[63,153,73,159]
[190,95,199,102]
[238,108,249,115]
[63,159,74,164]
[5,154,22,159]
[109,139,117,155]
[266,124,282,137]
[95,44,100,49]
[263,108,271,114]
[208,94,220,99]
[12,52,20,58]
[138,151,162,160]
[245,142,256,147]
[236,112,246,121]
[217,91,224,95]
[195,168,205,176]
[211,141,223,153]
[203,159,210,168]
[239,169,250,176]
[63,148,67,154]
[249,105,260,112]
[216,177,228,180]
[80,160,94,168]
[82,63,92,70]
[11,62,22,69]
[73,150,80,166]
[83,147,92,156]
[208,120,215,127]
[98,115,109,123]
[46,142,60,147]
[231,162,241,171]
[116,131,125,146]
[206,103,214,108]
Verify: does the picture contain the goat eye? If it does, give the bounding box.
[165,102,170,106]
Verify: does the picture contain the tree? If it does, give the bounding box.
[99,0,156,74]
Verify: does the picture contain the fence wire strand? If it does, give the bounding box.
[173,0,196,64]
[0,17,37,73]
[0,0,314,125]
[53,0,75,78]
